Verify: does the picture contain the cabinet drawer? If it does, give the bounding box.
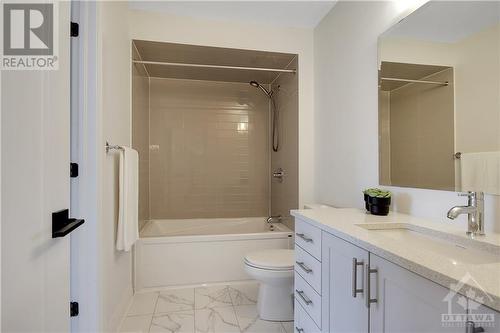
[295,274,321,328]
[295,219,322,260]
[295,246,321,294]
[294,301,321,333]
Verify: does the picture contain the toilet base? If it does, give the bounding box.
[257,282,294,321]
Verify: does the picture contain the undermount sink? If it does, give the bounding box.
[355,223,500,265]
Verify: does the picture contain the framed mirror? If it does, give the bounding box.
[378,0,500,195]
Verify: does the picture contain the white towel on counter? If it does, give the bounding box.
[116,147,139,251]
[460,151,500,195]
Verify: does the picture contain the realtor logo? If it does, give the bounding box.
[1,2,58,70]
[442,273,495,328]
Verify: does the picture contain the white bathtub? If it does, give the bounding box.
[134,217,293,291]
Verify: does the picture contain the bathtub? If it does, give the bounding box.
[134,217,293,291]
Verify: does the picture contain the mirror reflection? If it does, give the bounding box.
[378,0,500,195]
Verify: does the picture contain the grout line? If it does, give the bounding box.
[132,41,150,78]
[193,288,197,332]
[270,54,298,86]
[227,284,247,333]
[148,292,160,332]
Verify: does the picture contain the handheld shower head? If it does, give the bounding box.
[249,80,273,98]
[249,80,279,152]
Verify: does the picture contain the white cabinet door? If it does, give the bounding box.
[1,2,71,331]
[467,303,500,333]
[322,231,369,333]
[369,254,466,333]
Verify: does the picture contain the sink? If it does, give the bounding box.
[355,223,500,265]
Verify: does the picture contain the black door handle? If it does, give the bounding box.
[52,209,84,238]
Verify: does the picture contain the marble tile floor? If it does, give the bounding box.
[119,281,294,333]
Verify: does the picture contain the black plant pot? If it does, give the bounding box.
[367,196,391,216]
[364,194,370,211]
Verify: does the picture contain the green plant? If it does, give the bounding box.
[363,188,391,198]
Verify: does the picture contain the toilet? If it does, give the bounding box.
[244,249,294,321]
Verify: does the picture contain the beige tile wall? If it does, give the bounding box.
[389,68,455,191]
[271,57,299,230]
[148,78,270,219]
[132,63,150,228]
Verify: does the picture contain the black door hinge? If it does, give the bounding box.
[71,22,79,37]
[70,163,79,178]
[70,302,79,317]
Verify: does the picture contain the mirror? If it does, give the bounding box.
[378,0,500,195]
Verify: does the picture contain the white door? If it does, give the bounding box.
[369,254,466,333]
[1,2,72,331]
[321,232,369,333]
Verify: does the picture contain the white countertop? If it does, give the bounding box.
[291,207,500,312]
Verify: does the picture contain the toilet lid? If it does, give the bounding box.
[245,249,294,270]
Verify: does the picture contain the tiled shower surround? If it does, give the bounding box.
[133,77,271,220]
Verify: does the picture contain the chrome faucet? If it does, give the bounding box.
[447,191,485,237]
[266,215,282,223]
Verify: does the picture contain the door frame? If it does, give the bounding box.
[70,1,101,332]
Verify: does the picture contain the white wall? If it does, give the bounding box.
[98,2,133,331]
[128,9,315,208]
[313,1,499,232]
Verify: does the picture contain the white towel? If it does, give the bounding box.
[460,151,500,195]
[116,147,139,251]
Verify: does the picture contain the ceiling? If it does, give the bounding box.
[128,1,336,29]
[385,1,500,43]
[133,40,297,84]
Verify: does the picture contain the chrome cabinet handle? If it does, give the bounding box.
[365,264,378,307]
[295,327,304,333]
[465,321,485,333]
[295,233,313,243]
[295,289,313,305]
[296,261,313,274]
[352,258,364,297]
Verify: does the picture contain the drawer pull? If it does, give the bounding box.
[296,261,313,274]
[295,327,304,333]
[352,258,364,297]
[365,264,378,307]
[296,233,313,243]
[295,289,313,305]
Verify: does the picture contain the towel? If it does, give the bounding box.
[460,151,500,195]
[116,147,139,251]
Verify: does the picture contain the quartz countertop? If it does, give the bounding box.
[291,207,500,312]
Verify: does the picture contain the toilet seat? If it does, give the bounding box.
[244,249,294,271]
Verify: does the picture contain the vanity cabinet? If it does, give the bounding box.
[294,219,322,332]
[295,218,500,333]
[369,254,466,333]
[469,304,500,333]
[321,231,369,333]
[320,233,468,333]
